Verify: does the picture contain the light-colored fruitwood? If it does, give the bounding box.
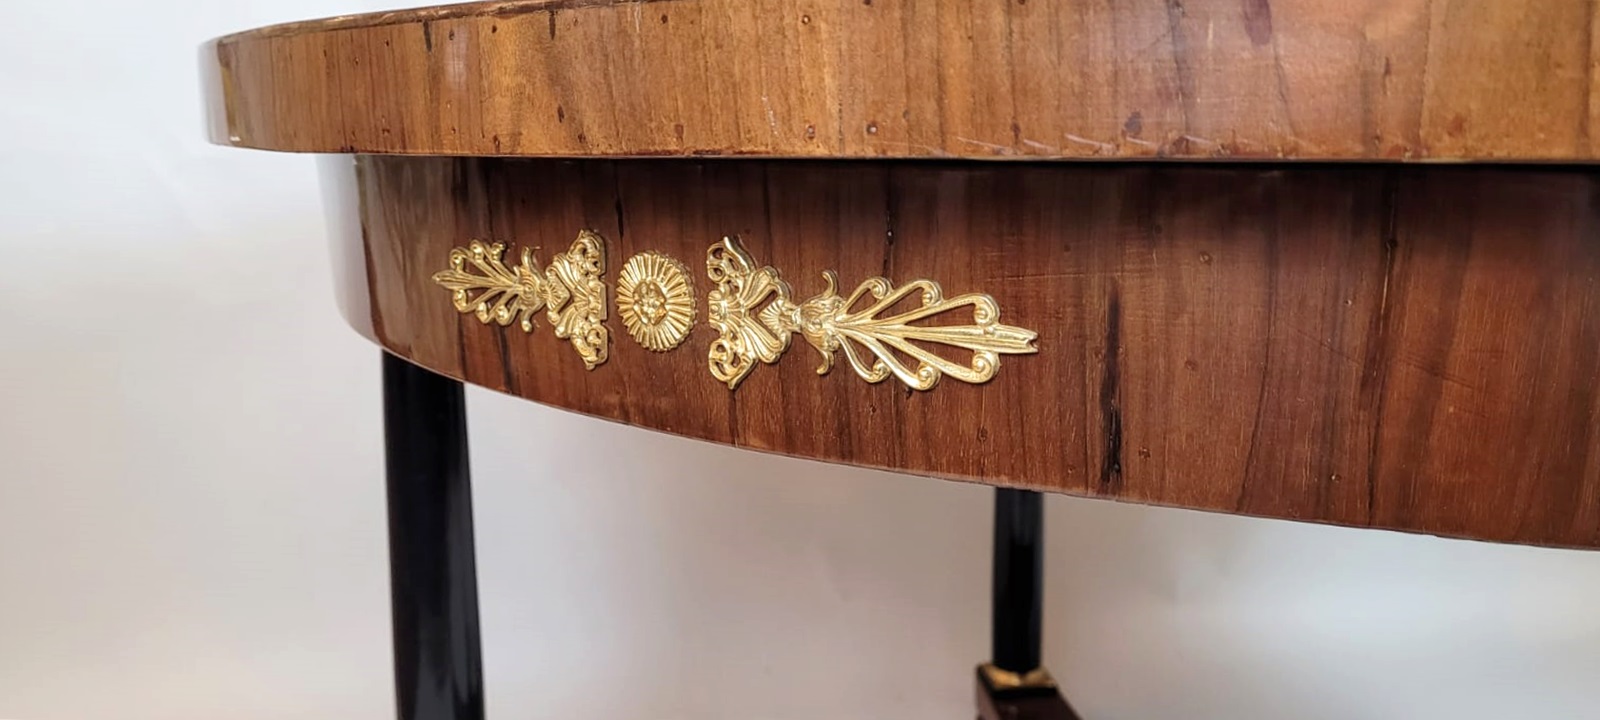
[209,0,1600,161]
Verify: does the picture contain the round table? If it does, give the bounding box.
[205,2,1600,717]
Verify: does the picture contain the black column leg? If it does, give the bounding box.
[383,353,485,720]
[993,488,1043,674]
[976,488,1081,720]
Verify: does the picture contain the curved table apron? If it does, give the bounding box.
[325,154,1600,551]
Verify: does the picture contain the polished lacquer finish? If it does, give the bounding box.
[325,155,1600,549]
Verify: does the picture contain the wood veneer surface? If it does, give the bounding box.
[209,0,1600,161]
[327,155,1600,549]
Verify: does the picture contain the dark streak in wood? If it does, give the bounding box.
[1099,285,1123,492]
[1242,0,1274,46]
[881,166,898,280]
[354,161,388,344]
[1362,170,1401,524]
[1236,181,1280,513]
[493,325,516,393]
[1163,0,1198,134]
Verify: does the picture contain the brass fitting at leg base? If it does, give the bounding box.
[978,663,1058,696]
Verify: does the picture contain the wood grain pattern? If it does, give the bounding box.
[324,155,1600,549]
[210,0,1600,161]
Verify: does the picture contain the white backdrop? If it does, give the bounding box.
[2,2,1599,719]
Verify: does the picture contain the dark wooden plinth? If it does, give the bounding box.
[976,668,1082,720]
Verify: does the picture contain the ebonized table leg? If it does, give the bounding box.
[381,350,1075,720]
[382,353,485,720]
[977,489,1081,720]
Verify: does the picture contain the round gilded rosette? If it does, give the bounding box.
[616,251,697,351]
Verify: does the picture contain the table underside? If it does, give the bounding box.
[324,156,1600,549]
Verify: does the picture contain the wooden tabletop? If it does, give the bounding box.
[208,0,1600,161]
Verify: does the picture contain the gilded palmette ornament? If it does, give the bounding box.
[706,238,795,388]
[432,230,610,369]
[705,235,1038,391]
